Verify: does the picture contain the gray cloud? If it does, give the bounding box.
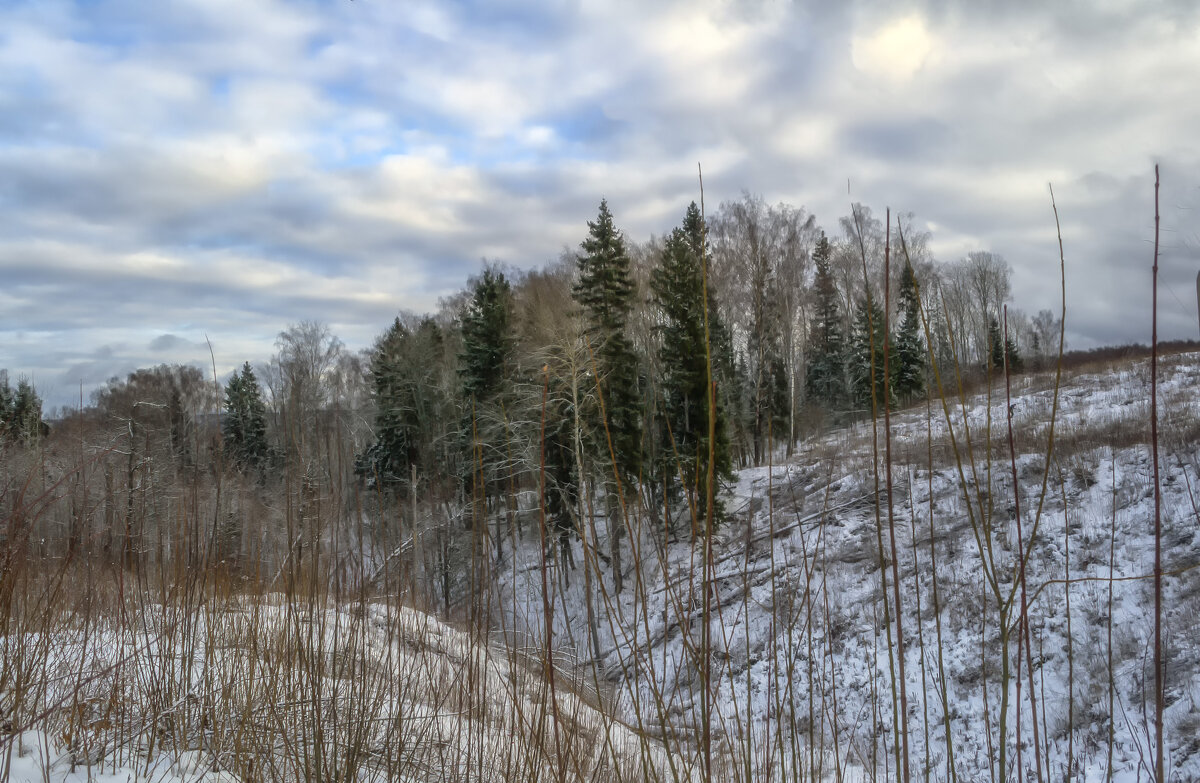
[148,334,188,352]
[0,0,1197,410]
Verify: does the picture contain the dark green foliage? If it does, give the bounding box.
[893,261,926,401]
[223,362,271,472]
[988,317,1024,373]
[458,266,518,534]
[850,294,895,414]
[0,375,15,442]
[650,203,733,530]
[804,235,846,409]
[359,317,457,495]
[360,318,418,490]
[0,375,44,445]
[573,199,643,484]
[459,267,514,403]
[573,199,644,593]
[1006,333,1024,373]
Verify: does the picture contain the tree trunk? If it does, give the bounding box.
[607,485,623,595]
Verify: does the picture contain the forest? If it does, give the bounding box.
[3,194,1058,602]
[10,190,1199,783]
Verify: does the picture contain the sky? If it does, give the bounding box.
[2,0,1199,411]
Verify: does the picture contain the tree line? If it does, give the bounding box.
[2,194,1059,607]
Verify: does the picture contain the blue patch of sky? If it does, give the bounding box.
[209,74,231,98]
[541,105,624,150]
[62,0,187,54]
[455,0,574,42]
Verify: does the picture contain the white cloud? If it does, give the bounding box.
[851,14,934,83]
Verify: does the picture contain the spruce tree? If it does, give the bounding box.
[804,235,846,410]
[359,318,418,490]
[574,199,642,479]
[988,316,1024,373]
[10,379,43,444]
[1005,331,1024,373]
[650,203,732,532]
[359,317,454,496]
[893,260,926,401]
[850,294,895,414]
[223,362,270,472]
[459,267,514,403]
[573,199,642,592]
[987,317,1004,372]
[0,375,14,441]
[458,266,518,556]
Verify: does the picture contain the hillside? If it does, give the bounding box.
[4,353,1198,783]
[497,351,1200,782]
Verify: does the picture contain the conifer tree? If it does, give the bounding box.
[458,266,518,557]
[850,294,895,414]
[459,267,514,403]
[0,375,14,441]
[988,316,1024,373]
[804,235,846,410]
[573,199,642,592]
[893,260,926,401]
[650,203,732,532]
[359,318,419,490]
[987,317,1004,372]
[4,378,44,445]
[359,317,455,496]
[223,362,271,472]
[1005,331,1024,373]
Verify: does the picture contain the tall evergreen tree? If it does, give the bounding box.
[459,267,514,403]
[8,379,44,445]
[458,266,518,559]
[573,199,642,592]
[223,362,271,472]
[1005,331,1024,373]
[359,318,420,490]
[893,260,926,401]
[804,234,846,410]
[0,375,14,441]
[987,317,1004,372]
[359,317,455,496]
[849,294,895,414]
[650,203,732,533]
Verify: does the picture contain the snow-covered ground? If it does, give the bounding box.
[2,598,672,782]
[499,352,1200,782]
[6,353,1198,782]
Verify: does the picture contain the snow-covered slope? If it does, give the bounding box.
[499,352,1200,783]
[3,598,671,782]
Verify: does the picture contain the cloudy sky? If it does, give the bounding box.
[2,0,1199,410]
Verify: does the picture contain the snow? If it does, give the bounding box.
[1,598,674,782]
[498,352,1200,782]
[6,352,1199,782]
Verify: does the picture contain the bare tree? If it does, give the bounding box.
[274,320,345,466]
[711,193,814,462]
